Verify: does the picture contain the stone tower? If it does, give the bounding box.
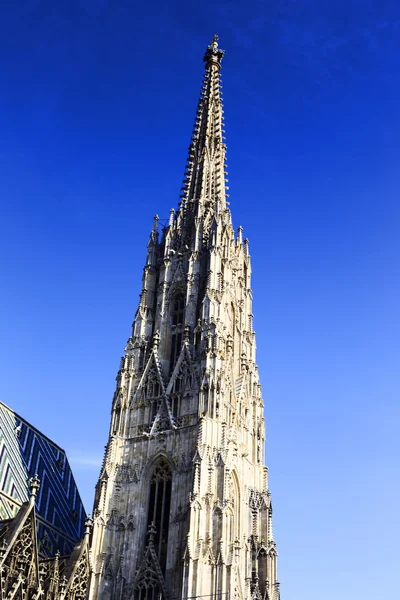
[89,36,280,600]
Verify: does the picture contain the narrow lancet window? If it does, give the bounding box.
[147,459,172,574]
[170,294,185,374]
[112,404,121,435]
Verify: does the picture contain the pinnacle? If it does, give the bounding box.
[28,474,40,503]
[177,37,228,229]
[203,35,225,68]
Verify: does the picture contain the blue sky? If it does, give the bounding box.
[1,1,399,598]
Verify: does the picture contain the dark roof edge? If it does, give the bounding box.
[0,399,66,454]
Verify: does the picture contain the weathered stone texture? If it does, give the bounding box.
[89,36,280,600]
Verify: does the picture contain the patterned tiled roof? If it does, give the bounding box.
[0,400,86,557]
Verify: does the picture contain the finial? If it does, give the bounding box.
[28,474,40,503]
[203,34,225,68]
[148,214,159,249]
[84,515,94,536]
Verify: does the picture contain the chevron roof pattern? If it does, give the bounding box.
[0,400,86,557]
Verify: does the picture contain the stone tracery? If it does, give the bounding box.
[89,36,280,600]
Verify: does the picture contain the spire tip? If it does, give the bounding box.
[204,34,224,67]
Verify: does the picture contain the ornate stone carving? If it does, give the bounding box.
[115,464,140,484]
[88,35,280,600]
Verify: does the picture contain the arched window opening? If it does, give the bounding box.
[231,302,237,362]
[149,399,158,424]
[194,330,201,355]
[172,294,185,326]
[226,509,234,545]
[147,459,172,574]
[144,369,161,399]
[172,374,182,394]
[231,472,240,540]
[258,546,268,597]
[112,404,121,435]
[139,346,145,371]
[169,394,181,419]
[170,294,185,374]
[212,508,222,558]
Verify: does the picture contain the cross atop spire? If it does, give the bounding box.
[203,34,225,68]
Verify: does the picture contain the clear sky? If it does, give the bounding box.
[1,2,399,598]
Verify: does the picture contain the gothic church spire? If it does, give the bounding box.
[89,37,280,600]
[178,35,228,230]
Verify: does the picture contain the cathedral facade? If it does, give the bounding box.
[89,37,280,600]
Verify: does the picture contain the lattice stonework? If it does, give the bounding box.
[0,484,92,600]
[66,547,90,600]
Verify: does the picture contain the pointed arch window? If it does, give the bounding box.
[112,403,121,435]
[147,459,172,574]
[212,507,222,557]
[144,367,161,399]
[231,302,236,340]
[244,262,248,287]
[139,345,146,371]
[231,471,240,540]
[172,294,185,326]
[169,394,181,419]
[170,294,185,374]
[226,508,234,546]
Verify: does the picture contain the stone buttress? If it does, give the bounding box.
[89,36,280,600]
